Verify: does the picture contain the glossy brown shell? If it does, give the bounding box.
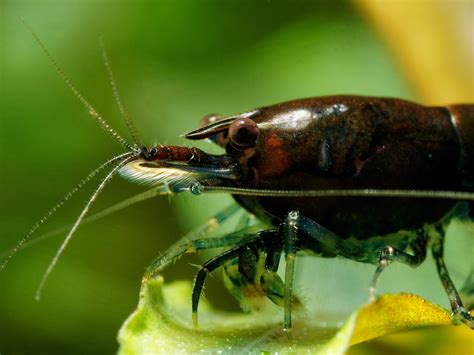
[231,96,470,239]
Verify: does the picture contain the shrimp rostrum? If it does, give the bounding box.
[120,96,474,329]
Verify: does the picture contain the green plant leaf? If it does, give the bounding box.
[118,277,457,354]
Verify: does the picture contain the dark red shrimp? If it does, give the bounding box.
[7,24,474,331]
[127,96,474,329]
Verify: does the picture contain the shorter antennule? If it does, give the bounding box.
[99,37,144,148]
[22,19,137,153]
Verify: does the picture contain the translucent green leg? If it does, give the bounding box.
[460,202,474,311]
[192,243,255,328]
[142,204,240,282]
[283,211,299,330]
[221,230,286,312]
[460,269,474,311]
[369,233,427,301]
[282,213,428,328]
[143,232,258,283]
[280,211,369,329]
[431,224,474,328]
[192,230,282,326]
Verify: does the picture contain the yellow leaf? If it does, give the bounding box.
[351,293,452,345]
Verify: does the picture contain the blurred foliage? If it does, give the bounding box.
[0,0,472,354]
[357,0,474,104]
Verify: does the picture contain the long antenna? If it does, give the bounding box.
[22,19,138,153]
[0,152,133,271]
[202,186,474,200]
[99,37,144,148]
[35,155,134,300]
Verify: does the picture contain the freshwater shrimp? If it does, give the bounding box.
[3,24,473,331]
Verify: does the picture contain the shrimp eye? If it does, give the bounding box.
[228,118,259,148]
[149,147,158,158]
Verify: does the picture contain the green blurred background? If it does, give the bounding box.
[1,1,472,354]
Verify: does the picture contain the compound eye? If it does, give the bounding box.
[199,113,221,128]
[228,118,259,148]
[149,147,158,158]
